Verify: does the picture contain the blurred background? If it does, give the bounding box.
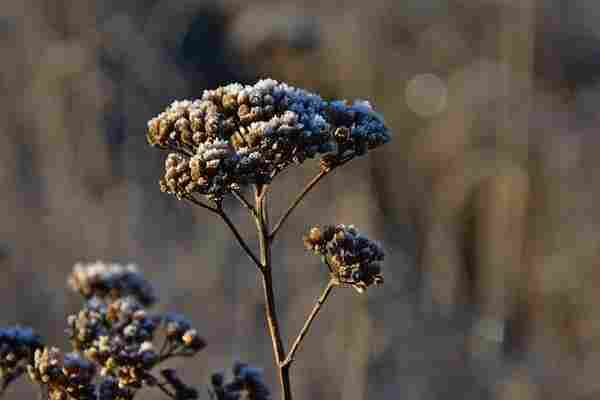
[2,0,600,398]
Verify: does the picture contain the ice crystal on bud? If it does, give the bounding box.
[304,224,384,293]
[148,78,390,201]
[68,262,156,306]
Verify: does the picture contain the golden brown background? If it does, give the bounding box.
[2,0,600,399]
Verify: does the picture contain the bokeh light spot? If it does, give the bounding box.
[405,73,448,117]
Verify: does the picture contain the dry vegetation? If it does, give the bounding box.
[2,0,600,399]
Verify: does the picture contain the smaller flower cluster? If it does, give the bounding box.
[0,263,206,399]
[0,327,43,392]
[210,361,271,400]
[28,347,96,400]
[68,262,156,306]
[163,314,206,356]
[67,298,161,391]
[304,225,384,293]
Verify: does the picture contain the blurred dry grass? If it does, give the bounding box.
[2,0,600,399]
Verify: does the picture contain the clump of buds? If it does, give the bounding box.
[147,78,390,202]
[68,262,156,307]
[163,314,207,356]
[66,298,161,391]
[327,100,390,157]
[0,263,208,399]
[209,361,271,400]
[0,327,43,392]
[27,347,96,400]
[304,225,384,293]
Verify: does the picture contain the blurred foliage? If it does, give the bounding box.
[2,0,600,399]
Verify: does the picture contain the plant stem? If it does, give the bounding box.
[255,187,292,400]
[270,169,329,240]
[184,195,218,213]
[232,189,257,216]
[282,280,336,368]
[217,208,262,270]
[270,156,354,241]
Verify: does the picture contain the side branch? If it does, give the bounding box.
[281,280,337,368]
[184,195,218,213]
[270,156,354,240]
[270,169,329,240]
[232,189,257,217]
[217,208,262,270]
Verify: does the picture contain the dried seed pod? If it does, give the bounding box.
[304,224,384,293]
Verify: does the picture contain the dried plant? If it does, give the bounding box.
[0,78,389,400]
[1,262,208,399]
[147,78,390,400]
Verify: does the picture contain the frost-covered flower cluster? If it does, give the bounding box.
[147,78,390,200]
[209,361,271,400]
[0,327,43,392]
[304,225,384,293]
[28,347,96,400]
[66,298,161,392]
[0,263,207,399]
[68,262,156,307]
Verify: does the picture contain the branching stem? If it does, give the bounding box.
[282,279,336,368]
[270,157,353,240]
[184,195,261,269]
[254,187,292,400]
[270,169,329,240]
[217,207,262,270]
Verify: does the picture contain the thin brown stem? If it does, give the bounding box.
[270,157,358,240]
[254,188,292,400]
[217,207,262,269]
[183,195,218,213]
[184,194,261,269]
[270,169,329,240]
[156,382,176,399]
[232,189,256,216]
[282,280,336,368]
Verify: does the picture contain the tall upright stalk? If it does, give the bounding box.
[254,186,292,400]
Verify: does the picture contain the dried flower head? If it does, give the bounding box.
[97,377,133,400]
[27,347,96,400]
[0,327,43,392]
[163,314,207,355]
[148,78,390,201]
[304,224,384,293]
[68,262,157,306]
[209,361,271,400]
[66,298,161,390]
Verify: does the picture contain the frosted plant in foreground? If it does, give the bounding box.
[0,79,390,400]
[1,263,207,399]
[147,78,390,400]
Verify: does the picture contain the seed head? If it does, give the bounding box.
[148,79,391,201]
[304,224,384,293]
[68,262,156,306]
